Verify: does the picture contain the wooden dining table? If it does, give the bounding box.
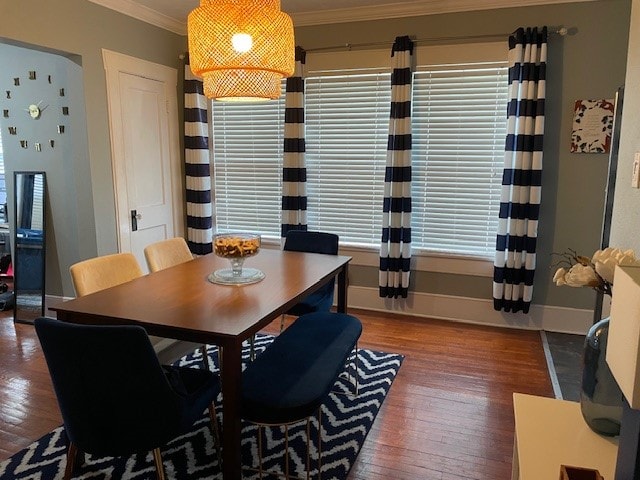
[51,248,351,479]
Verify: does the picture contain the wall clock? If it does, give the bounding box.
[2,70,69,152]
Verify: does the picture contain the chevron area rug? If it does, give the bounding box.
[0,334,403,479]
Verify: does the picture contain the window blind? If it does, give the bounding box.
[412,64,508,257]
[210,62,508,258]
[305,72,390,246]
[212,95,285,238]
[0,131,5,220]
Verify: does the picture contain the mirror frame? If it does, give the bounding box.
[13,171,46,324]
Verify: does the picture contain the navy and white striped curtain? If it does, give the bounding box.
[281,46,307,238]
[379,36,414,299]
[183,55,213,255]
[493,27,547,313]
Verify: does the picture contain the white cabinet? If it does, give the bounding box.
[512,393,618,479]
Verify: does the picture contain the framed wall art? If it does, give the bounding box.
[570,99,615,153]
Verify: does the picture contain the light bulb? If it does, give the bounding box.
[232,33,253,53]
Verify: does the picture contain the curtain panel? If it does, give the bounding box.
[379,36,414,299]
[281,46,308,237]
[493,27,547,313]
[183,55,213,255]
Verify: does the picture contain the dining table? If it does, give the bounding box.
[51,248,351,479]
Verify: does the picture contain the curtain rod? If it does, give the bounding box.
[178,27,569,58]
[305,27,568,53]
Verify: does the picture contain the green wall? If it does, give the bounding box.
[0,0,187,296]
[0,0,632,310]
[296,0,632,310]
[612,0,640,251]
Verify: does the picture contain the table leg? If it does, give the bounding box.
[337,263,349,313]
[221,341,242,479]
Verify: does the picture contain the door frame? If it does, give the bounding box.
[102,49,184,253]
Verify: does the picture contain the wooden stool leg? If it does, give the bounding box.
[208,403,222,467]
[64,442,78,480]
[152,448,166,480]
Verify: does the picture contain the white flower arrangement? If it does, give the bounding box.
[552,247,640,296]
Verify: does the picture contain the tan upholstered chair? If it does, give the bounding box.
[70,253,143,297]
[144,238,214,370]
[69,252,201,365]
[144,237,193,272]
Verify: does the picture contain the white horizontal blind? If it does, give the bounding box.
[412,64,508,257]
[31,174,44,231]
[211,95,285,238]
[0,131,5,223]
[210,62,508,257]
[305,72,391,246]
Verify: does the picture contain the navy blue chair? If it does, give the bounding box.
[242,312,362,478]
[283,231,340,317]
[249,231,339,360]
[34,317,221,480]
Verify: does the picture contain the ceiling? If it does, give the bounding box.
[88,0,595,35]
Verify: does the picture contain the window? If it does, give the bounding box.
[412,64,508,257]
[305,72,390,247]
[212,94,285,238]
[211,48,508,260]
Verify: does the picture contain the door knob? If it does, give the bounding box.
[131,210,142,231]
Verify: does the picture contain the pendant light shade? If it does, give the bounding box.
[188,0,295,101]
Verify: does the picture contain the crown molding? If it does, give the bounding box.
[87,0,186,35]
[291,0,596,26]
[88,0,596,34]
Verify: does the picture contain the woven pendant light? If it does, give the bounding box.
[188,0,295,101]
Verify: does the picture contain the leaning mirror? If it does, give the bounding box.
[13,171,46,323]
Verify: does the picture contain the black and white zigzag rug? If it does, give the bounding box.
[0,334,403,479]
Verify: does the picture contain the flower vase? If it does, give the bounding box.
[580,317,624,436]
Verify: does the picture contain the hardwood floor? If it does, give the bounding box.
[0,308,553,478]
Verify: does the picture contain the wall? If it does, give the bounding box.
[0,43,90,298]
[0,0,632,326]
[0,0,187,296]
[296,0,631,328]
[611,0,640,250]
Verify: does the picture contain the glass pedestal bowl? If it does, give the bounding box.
[209,233,265,285]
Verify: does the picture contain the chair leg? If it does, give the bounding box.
[306,417,311,480]
[280,313,286,332]
[64,442,78,480]
[258,425,264,479]
[201,344,210,370]
[208,402,222,468]
[354,344,359,397]
[152,448,166,480]
[318,408,322,480]
[284,424,290,479]
[250,335,256,361]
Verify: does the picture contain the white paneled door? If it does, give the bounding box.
[103,50,183,271]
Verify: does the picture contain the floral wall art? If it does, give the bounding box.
[570,99,615,153]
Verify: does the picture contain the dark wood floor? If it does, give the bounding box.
[0,308,553,479]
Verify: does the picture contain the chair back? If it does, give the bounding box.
[284,231,339,313]
[34,317,184,457]
[144,237,193,272]
[283,231,339,256]
[69,253,143,297]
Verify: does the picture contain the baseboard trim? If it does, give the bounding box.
[347,285,592,334]
[46,289,592,335]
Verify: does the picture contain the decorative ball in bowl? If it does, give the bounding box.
[210,233,264,284]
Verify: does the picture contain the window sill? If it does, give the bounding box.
[261,241,494,278]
